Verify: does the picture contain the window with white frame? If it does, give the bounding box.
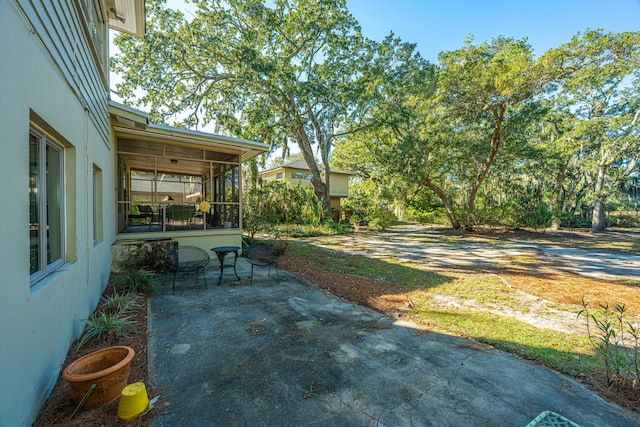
[83,0,106,66]
[30,128,65,282]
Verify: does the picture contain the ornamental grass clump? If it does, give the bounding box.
[76,311,136,351]
[115,269,160,294]
[76,281,147,350]
[98,290,142,316]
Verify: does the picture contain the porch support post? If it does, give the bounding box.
[238,160,242,230]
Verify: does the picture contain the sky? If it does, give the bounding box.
[160,0,640,63]
[112,0,640,159]
[344,0,640,62]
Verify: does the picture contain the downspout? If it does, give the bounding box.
[238,159,243,230]
[84,107,91,290]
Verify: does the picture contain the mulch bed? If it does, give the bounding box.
[34,293,160,427]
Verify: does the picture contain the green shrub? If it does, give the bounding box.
[243,180,326,236]
[348,214,364,231]
[366,207,396,231]
[607,211,640,228]
[557,211,590,229]
[519,202,552,231]
[404,206,450,225]
[121,243,171,272]
[259,221,351,238]
[323,219,352,234]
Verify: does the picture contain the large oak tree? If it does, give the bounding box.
[112,0,419,215]
[545,30,640,231]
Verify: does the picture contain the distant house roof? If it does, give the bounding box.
[262,159,352,175]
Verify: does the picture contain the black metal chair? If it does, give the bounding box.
[244,242,282,285]
[163,246,210,293]
[129,204,155,230]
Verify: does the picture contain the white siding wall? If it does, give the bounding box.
[13,0,111,143]
[0,2,116,425]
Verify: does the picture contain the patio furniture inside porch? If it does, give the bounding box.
[166,205,196,230]
[118,202,237,234]
[128,205,155,230]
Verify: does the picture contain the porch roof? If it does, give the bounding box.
[109,101,269,167]
[106,0,146,38]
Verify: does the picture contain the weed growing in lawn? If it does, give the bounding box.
[578,299,640,387]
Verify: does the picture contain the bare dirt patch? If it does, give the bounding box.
[498,269,640,314]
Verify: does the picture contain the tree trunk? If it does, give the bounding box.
[247,158,259,190]
[591,199,606,232]
[423,177,461,230]
[550,165,568,231]
[310,105,332,217]
[466,105,505,227]
[590,164,607,232]
[319,143,332,216]
[393,199,406,221]
[292,124,331,216]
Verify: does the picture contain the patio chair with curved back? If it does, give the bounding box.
[164,246,210,293]
[244,241,282,285]
[166,204,195,230]
[129,204,155,230]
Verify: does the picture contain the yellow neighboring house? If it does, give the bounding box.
[260,159,352,220]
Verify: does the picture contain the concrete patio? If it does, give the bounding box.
[147,256,639,427]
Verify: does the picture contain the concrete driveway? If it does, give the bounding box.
[148,258,639,427]
[312,224,640,281]
[540,246,640,280]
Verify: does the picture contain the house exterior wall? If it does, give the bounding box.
[328,173,349,198]
[330,197,342,212]
[260,169,282,182]
[111,230,242,272]
[174,230,243,254]
[0,2,115,425]
[13,0,111,142]
[261,167,350,198]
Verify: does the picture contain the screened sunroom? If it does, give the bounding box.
[109,102,267,248]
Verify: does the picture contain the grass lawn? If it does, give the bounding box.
[286,238,630,380]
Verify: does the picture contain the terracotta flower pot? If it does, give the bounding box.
[62,346,135,407]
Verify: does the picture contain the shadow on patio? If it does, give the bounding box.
[146,257,637,427]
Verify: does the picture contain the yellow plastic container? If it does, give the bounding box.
[117,382,149,420]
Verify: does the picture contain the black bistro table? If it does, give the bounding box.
[210,246,241,285]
